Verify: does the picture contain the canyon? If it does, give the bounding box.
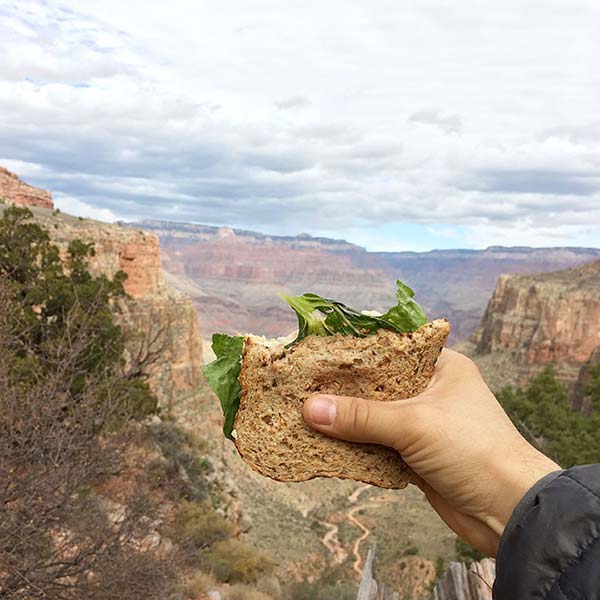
[5,166,600,598]
[134,220,600,351]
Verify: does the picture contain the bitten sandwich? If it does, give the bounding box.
[204,282,450,489]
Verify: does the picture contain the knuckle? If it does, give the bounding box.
[448,350,480,377]
[345,397,371,439]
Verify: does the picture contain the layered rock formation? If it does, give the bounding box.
[471,259,600,388]
[0,167,54,209]
[45,214,203,406]
[138,220,396,341]
[0,169,202,406]
[134,220,600,349]
[375,247,600,342]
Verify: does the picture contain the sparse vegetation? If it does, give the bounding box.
[172,500,274,584]
[282,564,356,600]
[0,206,170,598]
[173,501,234,553]
[146,421,212,502]
[454,538,485,567]
[498,365,600,467]
[201,538,275,584]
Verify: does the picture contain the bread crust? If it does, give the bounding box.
[234,319,450,489]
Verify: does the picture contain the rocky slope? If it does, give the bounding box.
[0,167,54,209]
[133,220,600,348]
[469,259,600,389]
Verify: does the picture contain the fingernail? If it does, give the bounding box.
[308,396,336,426]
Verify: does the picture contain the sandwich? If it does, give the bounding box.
[203,281,450,489]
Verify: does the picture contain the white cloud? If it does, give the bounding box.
[408,109,462,134]
[53,192,119,222]
[0,0,599,249]
[274,96,311,110]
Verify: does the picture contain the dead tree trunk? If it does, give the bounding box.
[356,546,399,600]
[432,559,495,600]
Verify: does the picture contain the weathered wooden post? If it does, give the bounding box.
[432,558,495,600]
[356,545,399,600]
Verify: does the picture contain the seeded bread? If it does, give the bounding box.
[234,319,450,489]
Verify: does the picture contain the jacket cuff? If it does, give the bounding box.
[497,469,563,559]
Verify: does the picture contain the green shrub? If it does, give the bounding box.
[201,538,274,584]
[585,361,600,412]
[454,538,485,566]
[434,556,446,579]
[498,366,600,467]
[283,565,356,600]
[173,501,234,554]
[147,422,211,501]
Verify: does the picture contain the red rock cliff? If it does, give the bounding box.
[473,259,600,385]
[0,167,54,209]
[47,217,202,406]
[0,168,203,406]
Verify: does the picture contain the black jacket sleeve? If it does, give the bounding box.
[494,465,600,599]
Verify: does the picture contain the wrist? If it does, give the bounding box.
[485,445,560,545]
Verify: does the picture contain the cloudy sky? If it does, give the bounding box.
[1,0,599,251]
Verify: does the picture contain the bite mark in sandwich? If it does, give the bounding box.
[204,281,450,489]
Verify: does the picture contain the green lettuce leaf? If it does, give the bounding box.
[203,280,427,439]
[280,280,428,345]
[202,333,244,439]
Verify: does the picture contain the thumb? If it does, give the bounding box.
[303,394,417,449]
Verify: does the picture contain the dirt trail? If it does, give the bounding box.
[347,506,371,575]
[348,484,370,504]
[322,521,348,564]
[318,486,405,577]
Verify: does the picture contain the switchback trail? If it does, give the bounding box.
[319,484,404,577]
[322,521,348,564]
[348,506,370,576]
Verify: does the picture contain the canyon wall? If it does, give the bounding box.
[135,220,600,348]
[139,220,396,341]
[0,167,54,209]
[375,247,600,342]
[471,260,600,387]
[46,215,203,406]
[0,169,203,407]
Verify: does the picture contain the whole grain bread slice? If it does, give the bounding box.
[234,319,450,489]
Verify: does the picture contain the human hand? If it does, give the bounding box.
[302,349,559,556]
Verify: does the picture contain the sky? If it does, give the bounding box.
[1,1,600,251]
